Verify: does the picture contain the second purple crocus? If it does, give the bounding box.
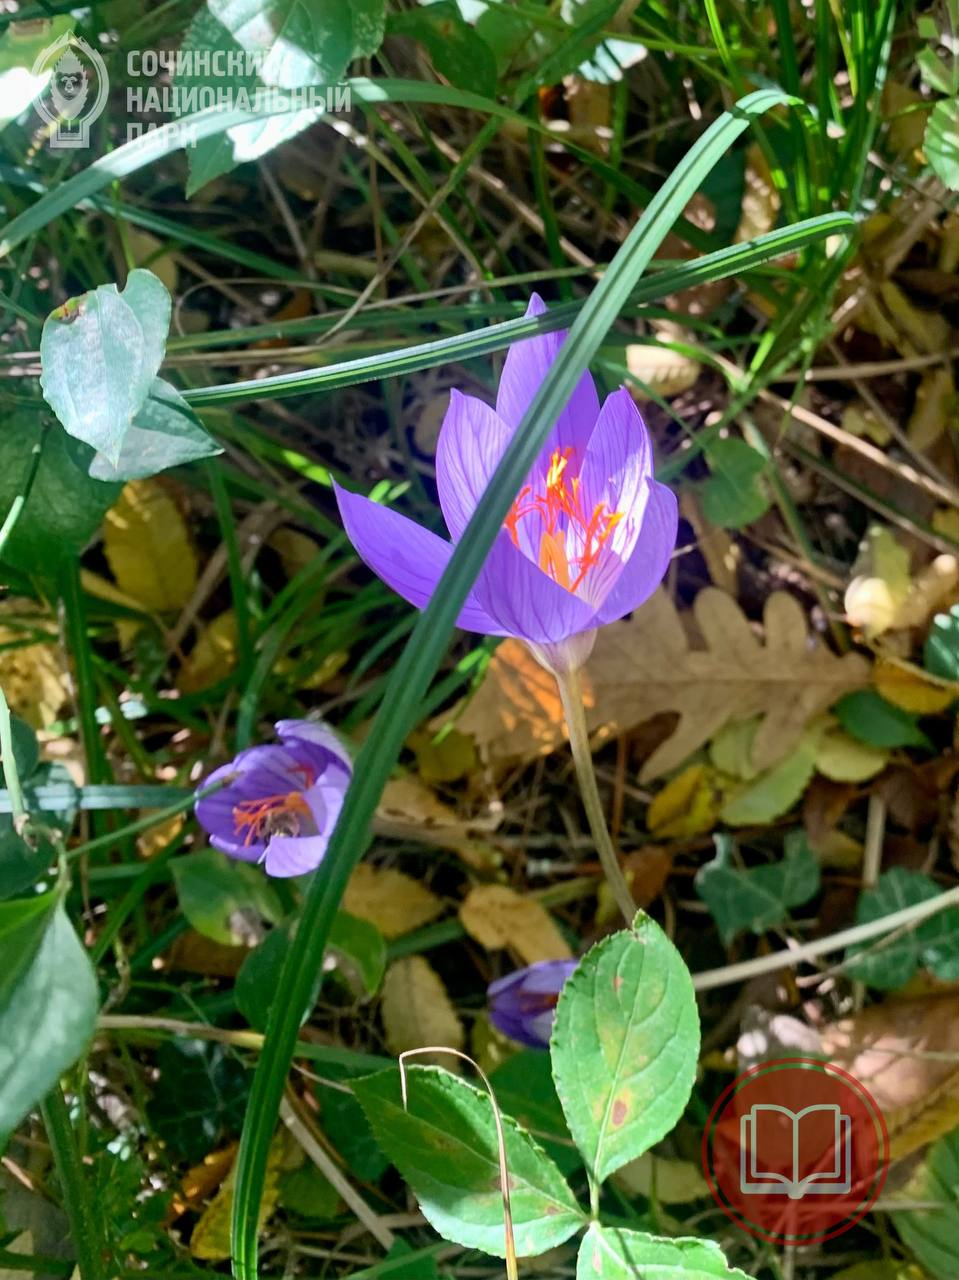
[488,958,577,1049]
[334,293,677,672]
[194,719,351,878]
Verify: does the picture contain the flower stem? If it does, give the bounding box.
[555,665,635,926]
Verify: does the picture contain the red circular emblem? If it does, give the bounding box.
[701,1057,888,1245]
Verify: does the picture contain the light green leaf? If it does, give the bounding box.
[926,97,959,190]
[0,414,120,580]
[891,1127,959,1278]
[172,850,283,946]
[701,438,770,529]
[720,730,819,826]
[209,0,353,90]
[39,270,171,464]
[695,831,819,945]
[578,1223,755,1280]
[0,902,98,1136]
[353,1065,583,1257]
[327,909,385,998]
[88,378,221,481]
[550,915,699,1186]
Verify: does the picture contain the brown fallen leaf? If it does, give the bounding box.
[459,885,572,966]
[381,956,464,1065]
[458,588,870,780]
[822,995,959,1161]
[342,863,444,941]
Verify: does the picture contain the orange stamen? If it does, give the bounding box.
[233,790,311,846]
[504,447,623,596]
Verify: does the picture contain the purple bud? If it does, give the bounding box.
[488,958,578,1049]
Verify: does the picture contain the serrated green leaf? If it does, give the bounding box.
[39,270,171,464]
[833,690,930,749]
[353,1065,583,1257]
[695,831,819,945]
[0,415,120,579]
[550,915,699,1186]
[578,1223,755,1280]
[701,438,770,529]
[88,378,221,481]
[845,867,959,989]
[0,902,98,1136]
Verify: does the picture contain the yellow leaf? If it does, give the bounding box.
[908,365,956,450]
[841,400,891,447]
[410,727,477,784]
[459,885,572,965]
[646,764,725,838]
[81,570,147,648]
[883,79,930,157]
[0,608,64,729]
[626,326,701,402]
[179,610,237,693]
[268,527,319,580]
[190,1131,291,1260]
[844,525,911,638]
[381,956,464,1064]
[104,480,199,611]
[342,863,443,940]
[735,143,780,244]
[934,507,959,543]
[815,727,889,782]
[614,1152,709,1205]
[458,588,870,781]
[892,553,959,631]
[875,657,957,714]
[125,228,178,294]
[858,281,950,357]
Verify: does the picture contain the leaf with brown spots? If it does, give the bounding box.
[577,1223,754,1279]
[551,914,699,1186]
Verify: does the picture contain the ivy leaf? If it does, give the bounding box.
[353,1065,583,1258]
[147,1039,250,1163]
[701,438,770,529]
[40,270,171,465]
[845,867,959,990]
[550,914,699,1186]
[88,379,221,481]
[834,690,930,749]
[695,831,819,945]
[0,898,98,1135]
[578,1223,755,1280]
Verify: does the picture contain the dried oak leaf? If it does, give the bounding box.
[458,588,870,781]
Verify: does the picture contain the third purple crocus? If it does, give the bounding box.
[488,959,577,1049]
[195,719,351,878]
[334,294,677,673]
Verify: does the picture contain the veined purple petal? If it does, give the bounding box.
[264,833,329,878]
[333,482,503,635]
[435,390,512,541]
[194,745,300,853]
[578,387,653,556]
[593,481,678,625]
[277,718,352,776]
[473,531,597,644]
[496,294,599,458]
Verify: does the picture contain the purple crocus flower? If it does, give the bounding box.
[333,294,677,672]
[488,958,578,1049]
[194,720,351,878]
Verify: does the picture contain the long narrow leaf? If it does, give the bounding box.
[230,87,800,1278]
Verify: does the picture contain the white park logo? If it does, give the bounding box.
[32,32,108,149]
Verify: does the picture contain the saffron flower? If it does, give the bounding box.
[488,959,577,1049]
[334,294,677,672]
[194,720,351,878]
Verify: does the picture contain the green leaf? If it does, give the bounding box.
[146,1039,250,1163]
[314,1059,388,1182]
[701,438,770,528]
[695,831,819,945]
[39,270,171,465]
[208,0,353,90]
[236,927,294,1033]
[720,733,819,826]
[88,379,221,481]
[0,902,98,1137]
[0,16,73,129]
[0,832,54,901]
[578,1223,755,1280]
[833,690,930,749]
[926,97,959,190]
[327,909,385,998]
[389,2,497,98]
[550,915,699,1186]
[891,1127,959,1278]
[172,850,283,946]
[0,890,57,1005]
[925,604,959,681]
[0,714,38,787]
[845,867,959,989]
[490,1050,581,1176]
[353,1065,584,1257]
[0,415,120,579]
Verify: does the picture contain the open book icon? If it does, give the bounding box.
[740,1104,851,1199]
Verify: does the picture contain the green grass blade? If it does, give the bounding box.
[229,86,800,1279]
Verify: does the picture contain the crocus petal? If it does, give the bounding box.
[194,746,299,849]
[496,294,599,457]
[488,959,577,1049]
[334,482,503,635]
[209,833,264,863]
[435,390,513,540]
[577,387,653,559]
[472,531,597,644]
[593,481,678,625]
[277,719,352,775]
[264,833,329,878]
